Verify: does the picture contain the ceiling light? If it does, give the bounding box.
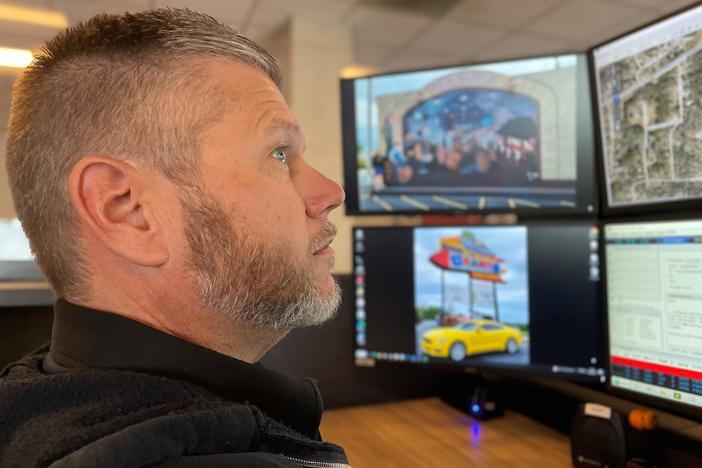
[0,3,68,29]
[341,65,378,79]
[0,47,33,69]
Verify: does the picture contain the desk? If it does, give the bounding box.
[320,397,571,467]
[0,281,53,306]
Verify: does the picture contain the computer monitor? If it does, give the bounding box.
[353,223,605,382]
[604,218,702,418]
[592,4,702,214]
[0,217,43,281]
[341,53,597,215]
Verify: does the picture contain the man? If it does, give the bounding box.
[0,8,349,468]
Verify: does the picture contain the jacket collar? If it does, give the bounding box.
[46,299,324,439]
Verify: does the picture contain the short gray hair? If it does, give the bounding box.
[5,8,280,298]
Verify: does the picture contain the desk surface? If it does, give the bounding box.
[320,397,571,468]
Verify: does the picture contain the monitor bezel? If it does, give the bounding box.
[601,215,702,422]
[340,52,599,218]
[352,221,607,384]
[589,1,702,217]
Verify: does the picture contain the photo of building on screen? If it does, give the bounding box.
[354,56,578,212]
[414,227,529,365]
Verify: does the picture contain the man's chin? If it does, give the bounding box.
[311,257,335,285]
[314,278,342,326]
[316,270,340,298]
[321,269,336,285]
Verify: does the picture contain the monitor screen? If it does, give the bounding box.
[592,4,702,211]
[605,219,702,414]
[0,217,43,281]
[341,53,597,215]
[353,223,605,381]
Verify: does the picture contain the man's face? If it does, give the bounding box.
[178,62,345,330]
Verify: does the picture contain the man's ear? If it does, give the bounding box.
[68,156,169,267]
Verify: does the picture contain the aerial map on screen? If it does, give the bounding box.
[594,5,702,207]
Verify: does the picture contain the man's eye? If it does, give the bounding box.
[272,148,289,165]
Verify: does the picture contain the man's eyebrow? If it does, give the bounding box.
[263,119,306,152]
[263,118,301,137]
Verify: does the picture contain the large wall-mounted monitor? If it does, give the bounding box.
[341,53,597,216]
[353,223,605,382]
[604,219,702,418]
[592,4,702,214]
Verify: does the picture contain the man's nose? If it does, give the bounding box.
[299,164,345,218]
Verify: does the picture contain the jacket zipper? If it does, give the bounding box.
[281,454,351,467]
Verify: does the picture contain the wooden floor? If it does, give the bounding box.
[320,397,572,468]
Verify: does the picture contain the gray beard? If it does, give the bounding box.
[179,186,341,331]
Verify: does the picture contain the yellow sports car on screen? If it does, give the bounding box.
[421,319,523,362]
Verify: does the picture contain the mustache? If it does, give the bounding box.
[311,221,338,253]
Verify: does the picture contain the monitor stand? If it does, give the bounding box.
[440,373,505,420]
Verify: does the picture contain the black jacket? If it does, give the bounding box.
[0,301,349,467]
